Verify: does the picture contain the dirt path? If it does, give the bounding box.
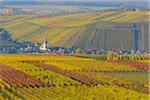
[107,60,149,71]
[0,63,46,88]
[24,61,99,85]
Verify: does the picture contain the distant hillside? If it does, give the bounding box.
[1,0,148,9]
[1,10,149,50]
[74,23,149,50]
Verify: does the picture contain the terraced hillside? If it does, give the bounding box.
[0,10,149,49]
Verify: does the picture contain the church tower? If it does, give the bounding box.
[45,36,48,48]
[39,33,48,51]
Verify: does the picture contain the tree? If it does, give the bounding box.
[75,48,82,54]
[107,52,118,60]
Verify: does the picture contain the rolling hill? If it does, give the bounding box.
[0,10,149,50]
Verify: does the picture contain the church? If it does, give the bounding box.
[39,37,48,51]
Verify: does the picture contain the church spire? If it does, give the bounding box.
[39,33,48,51]
[45,33,48,48]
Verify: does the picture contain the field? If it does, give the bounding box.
[0,10,149,49]
[0,54,149,100]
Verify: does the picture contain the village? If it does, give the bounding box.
[0,28,149,54]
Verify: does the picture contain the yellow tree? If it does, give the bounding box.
[75,48,82,54]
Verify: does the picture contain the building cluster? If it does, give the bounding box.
[1,42,149,54]
[0,28,39,53]
[0,7,34,16]
[1,38,148,54]
[46,48,149,55]
[0,43,39,53]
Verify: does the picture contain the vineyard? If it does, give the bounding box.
[1,10,149,49]
[0,54,149,99]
